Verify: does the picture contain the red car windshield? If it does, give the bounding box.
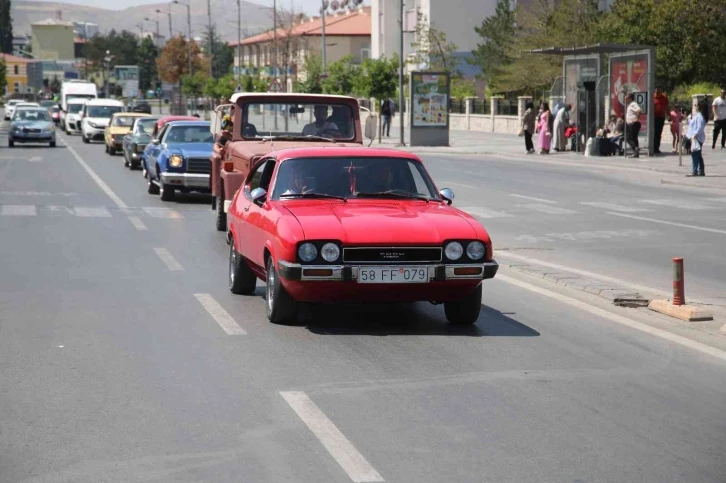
[271,157,440,201]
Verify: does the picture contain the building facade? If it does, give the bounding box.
[230,6,371,89]
[1,54,33,94]
[31,19,76,61]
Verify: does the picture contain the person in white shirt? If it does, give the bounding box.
[711,88,726,150]
[624,93,642,158]
[302,105,339,138]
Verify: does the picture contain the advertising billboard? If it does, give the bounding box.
[411,72,449,128]
[609,52,650,137]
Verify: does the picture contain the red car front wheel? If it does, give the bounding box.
[444,284,482,325]
[265,257,298,324]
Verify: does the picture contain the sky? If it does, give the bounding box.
[24,0,342,14]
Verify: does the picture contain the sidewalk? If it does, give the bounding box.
[373,128,726,191]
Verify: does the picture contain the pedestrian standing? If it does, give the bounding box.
[381,98,392,137]
[669,103,682,153]
[521,101,536,154]
[653,87,668,154]
[711,88,726,150]
[535,101,551,155]
[552,103,571,151]
[686,99,707,176]
[624,93,642,158]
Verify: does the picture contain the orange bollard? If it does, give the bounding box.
[672,257,685,306]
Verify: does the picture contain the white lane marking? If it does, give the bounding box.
[607,212,726,235]
[705,197,726,203]
[498,274,726,363]
[193,293,246,335]
[280,391,385,483]
[440,180,477,189]
[638,199,712,210]
[128,216,148,231]
[153,247,184,271]
[28,156,42,162]
[460,206,512,219]
[142,207,183,219]
[520,203,578,215]
[510,194,557,204]
[1,205,37,216]
[579,202,651,213]
[0,191,78,196]
[73,206,112,218]
[60,138,128,208]
[513,229,658,244]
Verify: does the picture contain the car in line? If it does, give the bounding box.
[141,115,199,178]
[226,147,498,325]
[144,120,214,201]
[8,107,57,147]
[62,99,88,135]
[80,99,125,143]
[122,116,160,169]
[130,100,152,114]
[104,112,149,155]
[48,105,61,124]
[4,99,24,120]
[39,100,57,110]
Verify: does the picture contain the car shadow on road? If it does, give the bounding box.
[171,193,213,205]
[299,303,540,338]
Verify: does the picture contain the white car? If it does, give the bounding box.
[80,99,125,144]
[4,100,25,120]
[63,100,88,135]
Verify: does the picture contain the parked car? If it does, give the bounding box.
[62,99,88,134]
[8,107,56,147]
[144,120,214,201]
[80,99,125,143]
[122,116,160,169]
[104,112,149,155]
[130,100,152,114]
[226,147,499,325]
[141,115,199,178]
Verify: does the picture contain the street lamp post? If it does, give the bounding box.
[103,50,113,98]
[398,0,405,146]
[145,16,160,47]
[236,0,241,84]
[321,0,326,77]
[156,8,172,40]
[172,0,193,77]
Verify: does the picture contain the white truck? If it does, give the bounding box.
[59,80,98,131]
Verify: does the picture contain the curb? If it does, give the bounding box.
[648,300,714,322]
[503,262,649,308]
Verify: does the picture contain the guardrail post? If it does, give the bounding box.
[673,257,685,306]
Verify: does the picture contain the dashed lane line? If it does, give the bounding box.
[193,293,246,335]
[153,247,184,271]
[607,212,726,235]
[518,203,578,215]
[1,204,37,216]
[280,391,385,483]
[59,138,128,208]
[128,216,148,231]
[509,194,558,204]
[498,274,726,363]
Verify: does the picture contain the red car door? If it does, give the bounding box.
[238,159,277,269]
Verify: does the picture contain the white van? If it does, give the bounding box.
[80,99,125,143]
[63,99,88,134]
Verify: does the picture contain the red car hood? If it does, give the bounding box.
[282,200,479,244]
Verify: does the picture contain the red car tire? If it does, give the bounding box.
[229,241,257,295]
[444,284,482,325]
[265,257,298,324]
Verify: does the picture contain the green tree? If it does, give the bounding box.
[137,36,159,92]
[0,0,12,54]
[470,0,516,91]
[598,0,726,90]
[205,74,236,102]
[409,10,459,73]
[0,58,7,94]
[181,71,208,98]
[354,56,398,102]
[296,55,323,94]
[157,35,205,87]
[322,56,358,95]
[202,26,234,78]
[86,30,139,72]
[243,75,255,92]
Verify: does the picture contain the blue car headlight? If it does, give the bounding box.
[169,154,183,168]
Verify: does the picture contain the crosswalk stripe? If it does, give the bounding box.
[579,202,651,213]
[638,199,713,210]
[519,203,578,215]
[73,206,112,217]
[460,206,512,219]
[1,205,37,216]
[142,207,183,219]
[510,194,557,204]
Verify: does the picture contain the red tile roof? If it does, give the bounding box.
[231,6,370,47]
[0,53,32,63]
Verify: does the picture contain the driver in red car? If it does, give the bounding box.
[281,163,310,195]
[302,105,339,137]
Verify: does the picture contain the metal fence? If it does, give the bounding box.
[497,99,518,116]
[472,98,490,115]
[448,98,466,114]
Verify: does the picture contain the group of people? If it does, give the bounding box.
[521,101,576,155]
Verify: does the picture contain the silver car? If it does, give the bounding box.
[8,108,57,148]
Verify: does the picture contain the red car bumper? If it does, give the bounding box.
[277,261,498,303]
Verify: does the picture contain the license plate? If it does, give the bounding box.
[357,266,429,284]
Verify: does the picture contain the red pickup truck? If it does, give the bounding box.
[210,93,376,231]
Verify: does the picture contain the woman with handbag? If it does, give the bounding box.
[685,100,707,176]
[520,101,536,154]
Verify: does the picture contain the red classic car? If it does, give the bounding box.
[227,147,498,325]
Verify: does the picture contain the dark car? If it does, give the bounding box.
[122,116,160,169]
[130,101,152,114]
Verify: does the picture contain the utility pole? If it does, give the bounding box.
[236,0,241,84]
[321,0,326,77]
[155,7,171,40]
[103,50,112,98]
[172,1,192,77]
[398,0,405,146]
[273,0,277,85]
[207,0,213,78]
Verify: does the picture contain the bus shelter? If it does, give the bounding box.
[527,44,656,156]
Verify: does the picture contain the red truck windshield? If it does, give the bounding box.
[241,102,355,141]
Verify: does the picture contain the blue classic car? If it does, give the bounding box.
[8,107,57,147]
[144,120,214,202]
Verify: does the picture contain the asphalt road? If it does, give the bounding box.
[1,118,725,483]
[421,153,726,305]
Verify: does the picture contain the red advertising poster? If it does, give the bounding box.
[610,53,649,135]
